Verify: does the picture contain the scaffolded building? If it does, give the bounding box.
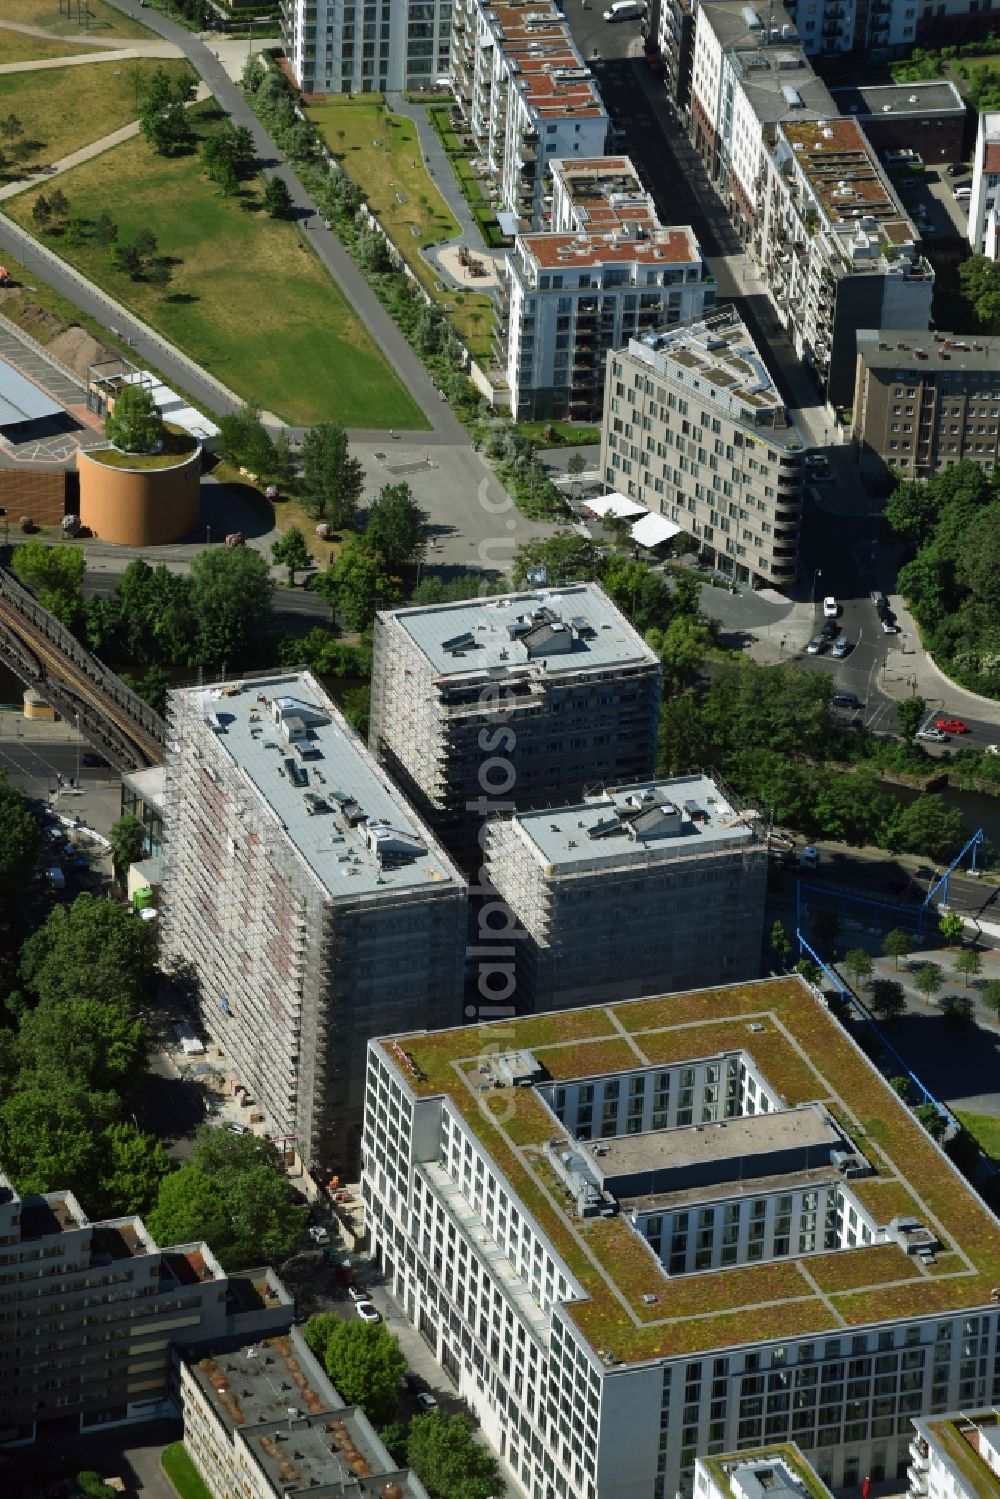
[161,671,467,1172]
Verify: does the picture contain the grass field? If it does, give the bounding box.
[161,1442,212,1499]
[955,1111,1000,1164]
[7,103,427,428]
[0,25,97,57]
[308,93,493,361]
[0,0,153,38]
[0,59,193,174]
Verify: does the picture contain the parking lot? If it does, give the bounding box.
[893,161,971,241]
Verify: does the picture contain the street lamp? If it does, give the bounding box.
[811,568,822,604]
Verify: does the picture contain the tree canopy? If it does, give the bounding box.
[362,481,427,570]
[0,772,41,925]
[19,893,156,1013]
[189,546,275,666]
[314,540,401,632]
[105,384,164,454]
[11,540,85,626]
[406,1411,506,1499]
[305,1316,405,1425]
[271,525,311,585]
[300,423,365,529]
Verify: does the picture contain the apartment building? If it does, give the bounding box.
[758,117,932,405]
[853,328,1000,478]
[658,0,696,105]
[498,156,712,421]
[362,974,1000,1499]
[969,112,1000,262]
[829,81,966,164]
[600,306,807,588]
[449,0,608,227]
[696,1445,834,1499]
[160,672,467,1174]
[485,775,767,1008]
[0,1175,291,1445]
[178,1330,429,1499]
[283,0,451,95]
[909,1412,1000,1499]
[369,586,661,871]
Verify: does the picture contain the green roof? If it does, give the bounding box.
[382,976,1000,1366]
[702,1443,833,1499]
[917,1415,1000,1499]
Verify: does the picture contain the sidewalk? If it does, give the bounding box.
[0,16,158,48]
[878,595,1000,729]
[0,40,182,74]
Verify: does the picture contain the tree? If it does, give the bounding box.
[883,928,913,970]
[105,384,164,454]
[146,1165,230,1251]
[890,1075,911,1102]
[407,1411,505,1499]
[915,1101,948,1142]
[939,910,965,947]
[982,978,1000,1018]
[146,259,173,299]
[890,796,966,863]
[940,993,974,1028]
[188,546,274,666]
[47,186,68,223]
[646,616,713,693]
[19,893,156,1014]
[219,404,269,467]
[954,947,982,987]
[300,423,365,529]
[0,771,41,918]
[96,1122,172,1217]
[263,175,293,218]
[315,541,401,632]
[17,994,147,1094]
[109,813,146,875]
[93,210,118,248]
[512,532,602,587]
[959,254,1000,331]
[794,957,822,984]
[316,1319,406,1425]
[868,978,906,1022]
[770,919,791,962]
[111,241,144,280]
[31,193,51,231]
[76,1473,118,1499]
[843,947,873,988]
[914,962,944,1002]
[362,481,427,570]
[11,538,85,625]
[134,227,158,262]
[0,1078,119,1205]
[271,526,311,585]
[1,113,23,148]
[896,695,926,740]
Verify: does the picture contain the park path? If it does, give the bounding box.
[0,82,212,202]
[0,17,174,49]
[0,40,184,73]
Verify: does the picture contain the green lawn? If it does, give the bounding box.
[0,59,194,176]
[0,0,154,37]
[955,1111,1000,1164]
[0,26,98,58]
[518,419,601,448]
[161,1442,212,1499]
[6,104,426,428]
[308,93,494,361]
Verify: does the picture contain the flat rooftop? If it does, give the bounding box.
[731,49,835,130]
[520,224,701,271]
[19,1192,86,1239]
[780,118,914,240]
[123,763,166,813]
[189,1334,426,1496]
[174,673,461,899]
[585,1105,840,1183]
[702,1444,834,1499]
[626,307,802,442]
[383,586,658,680]
[857,328,1000,375]
[379,975,1000,1365]
[0,357,63,430]
[696,0,799,51]
[485,1,605,120]
[506,775,759,869]
[832,80,965,117]
[915,1413,1000,1499]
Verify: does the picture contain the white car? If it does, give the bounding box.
[822,596,838,618]
[347,1284,368,1303]
[308,1225,330,1245]
[916,726,949,742]
[355,1300,381,1323]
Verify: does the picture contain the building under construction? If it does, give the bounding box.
[160,671,467,1172]
[485,775,767,1009]
[369,586,662,871]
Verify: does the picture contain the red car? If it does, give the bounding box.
[936,717,970,734]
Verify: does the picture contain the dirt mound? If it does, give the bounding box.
[47,324,114,379]
[0,292,116,378]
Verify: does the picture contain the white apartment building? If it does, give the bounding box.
[179,1331,429,1499]
[969,113,1000,261]
[485,775,767,1008]
[696,1445,834,1499]
[0,1175,291,1446]
[450,0,608,227]
[758,116,933,405]
[499,156,712,421]
[369,586,661,870]
[160,672,467,1174]
[362,975,1000,1499]
[600,306,807,587]
[283,0,451,95]
[909,1412,1000,1499]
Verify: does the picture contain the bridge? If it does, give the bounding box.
[0,564,166,772]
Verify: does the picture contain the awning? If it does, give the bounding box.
[497,211,520,238]
[584,492,648,520]
[631,513,682,548]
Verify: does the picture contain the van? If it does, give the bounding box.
[954,186,972,201]
[603,0,642,19]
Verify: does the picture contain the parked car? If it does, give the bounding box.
[954,186,972,201]
[81,752,109,768]
[881,616,899,634]
[810,469,835,483]
[832,692,861,710]
[226,1121,248,1135]
[823,596,838,618]
[936,717,970,734]
[603,0,642,17]
[354,1300,381,1323]
[347,1284,368,1303]
[947,162,968,177]
[831,634,852,658]
[416,1392,439,1412]
[805,454,829,470]
[805,635,826,655]
[821,618,839,639]
[308,1225,330,1245]
[799,846,820,870]
[870,589,887,608]
[917,726,949,742]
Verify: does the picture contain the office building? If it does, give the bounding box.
[969,112,1000,262]
[829,82,966,164]
[178,1330,429,1499]
[853,328,1000,479]
[498,156,712,421]
[696,1445,834,1499]
[909,1412,1000,1499]
[362,974,1000,1499]
[600,305,807,587]
[449,0,608,228]
[369,587,661,870]
[161,672,467,1174]
[282,0,451,95]
[0,1175,291,1445]
[485,775,767,1009]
